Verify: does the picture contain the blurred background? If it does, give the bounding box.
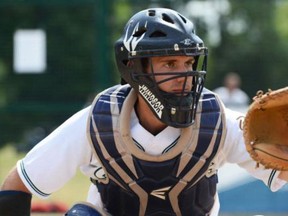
[0,0,288,215]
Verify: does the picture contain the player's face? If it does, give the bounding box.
[148,56,195,94]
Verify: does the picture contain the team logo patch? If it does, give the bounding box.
[150,186,172,200]
[94,166,106,180]
[180,38,194,46]
[123,21,147,52]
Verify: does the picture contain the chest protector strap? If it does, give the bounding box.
[88,84,226,216]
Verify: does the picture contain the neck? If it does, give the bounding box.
[135,96,167,135]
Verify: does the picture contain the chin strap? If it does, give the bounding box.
[0,190,32,216]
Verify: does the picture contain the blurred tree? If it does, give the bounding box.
[226,0,285,94]
[214,1,287,96]
[273,0,288,88]
[182,0,288,98]
[0,1,116,148]
[1,0,288,149]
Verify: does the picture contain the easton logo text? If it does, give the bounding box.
[150,186,172,200]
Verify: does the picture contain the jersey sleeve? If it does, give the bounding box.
[17,106,93,198]
[220,108,286,191]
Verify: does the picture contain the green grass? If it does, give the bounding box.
[0,145,90,209]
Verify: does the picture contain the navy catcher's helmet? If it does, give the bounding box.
[115,8,208,128]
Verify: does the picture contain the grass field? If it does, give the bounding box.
[0,144,90,215]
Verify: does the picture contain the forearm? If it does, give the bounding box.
[0,167,32,216]
[1,167,30,193]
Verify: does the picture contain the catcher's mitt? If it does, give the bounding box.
[243,87,288,171]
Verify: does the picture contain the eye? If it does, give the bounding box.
[164,61,176,69]
[185,59,195,68]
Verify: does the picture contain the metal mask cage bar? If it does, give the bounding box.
[129,46,208,57]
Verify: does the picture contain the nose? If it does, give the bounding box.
[175,64,190,82]
[176,74,187,83]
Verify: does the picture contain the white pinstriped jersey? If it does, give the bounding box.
[17,89,286,216]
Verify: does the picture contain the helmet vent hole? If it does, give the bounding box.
[150,31,167,38]
[148,10,156,16]
[178,14,187,23]
[133,27,147,37]
[162,13,174,24]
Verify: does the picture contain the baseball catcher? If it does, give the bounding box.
[2,8,288,216]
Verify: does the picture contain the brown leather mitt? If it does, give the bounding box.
[243,87,288,170]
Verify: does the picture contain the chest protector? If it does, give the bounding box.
[88,84,226,216]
